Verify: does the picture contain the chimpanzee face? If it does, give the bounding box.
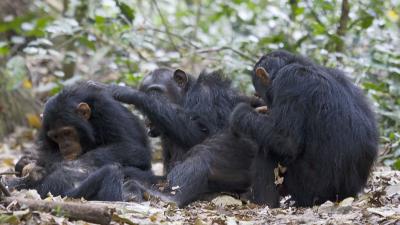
[47,125,82,160]
[43,102,92,160]
[140,68,189,104]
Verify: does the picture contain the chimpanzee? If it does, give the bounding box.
[230,50,378,207]
[9,82,152,201]
[93,69,262,206]
[110,68,262,173]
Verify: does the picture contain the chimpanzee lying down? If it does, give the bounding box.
[230,50,378,207]
[91,69,262,207]
[8,82,153,201]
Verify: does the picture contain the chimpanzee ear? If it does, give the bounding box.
[173,69,189,88]
[76,102,91,120]
[255,67,270,85]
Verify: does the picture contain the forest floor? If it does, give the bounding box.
[0,127,399,225]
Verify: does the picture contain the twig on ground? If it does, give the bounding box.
[1,197,115,225]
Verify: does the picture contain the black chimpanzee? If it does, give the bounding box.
[9,82,152,201]
[112,68,262,173]
[96,69,262,206]
[230,50,378,207]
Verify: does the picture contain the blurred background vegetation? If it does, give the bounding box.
[0,0,399,169]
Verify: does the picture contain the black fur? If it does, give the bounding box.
[11,82,152,201]
[109,69,261,206]
[230,50,378,207]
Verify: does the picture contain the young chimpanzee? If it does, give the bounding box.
[96,69,261,206]
[9,82,152,201]
[230,50,378,207]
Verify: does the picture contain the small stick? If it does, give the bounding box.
[1,197,114,225]
[0,172,19,176]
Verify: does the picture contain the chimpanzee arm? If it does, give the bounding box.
[231,66,309,161]
[231,104,304,163]
[236,95,265,108]
[80,143,151,170]
[230,103,273,146]
[110,85,209,147]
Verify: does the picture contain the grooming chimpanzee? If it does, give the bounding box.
[96,69,262,206]
[114,68,262,173]
[230,50,378,207]
[9,82,152,201]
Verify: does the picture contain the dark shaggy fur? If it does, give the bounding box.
[11,82,152,201]
[109,69,260,206]
[230,50,378,207]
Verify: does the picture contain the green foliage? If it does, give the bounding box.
[1,0,400,168]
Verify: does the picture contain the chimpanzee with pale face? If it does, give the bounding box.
[230,50,378,207]
[9,82,152,201]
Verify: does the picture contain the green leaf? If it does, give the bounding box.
[78,36,96,50]
[321,1,334,11]
[394,159,400,170]
[294,7,305,16]
[0,215,20,225]
[117,1,135,22]
[362,81,387,92]
[312,22,326,35]
[0,41,10,56]
[361,15,374,29]
[123,72,143,86]
[389,132,396,141]
[95,16,106,25]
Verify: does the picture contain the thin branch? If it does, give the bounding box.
[196,46,253,61]
[306,0,326,28]
[146,27,201,49]
[151,0,180,54]
[0,172,18,176]
[336,0,350,52]
[190,0,203,70]
[192,0,202,40]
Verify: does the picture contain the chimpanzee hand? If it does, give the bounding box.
[15,155,36,176]
[249,95,266,108]
[87,81,142,104]
[108,84,141,104]
[22,163,46,183]
[256,106,269,114]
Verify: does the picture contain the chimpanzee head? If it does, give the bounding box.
[40,85,98,160]
[139,68,193,104]
[252,50,313,104]
[139,68,194,137]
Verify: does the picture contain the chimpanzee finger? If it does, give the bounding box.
[249,95,266,108]
[21,163,36,177]
[87,80,108,90]
[255,106,269,114]
[109,84,141,103]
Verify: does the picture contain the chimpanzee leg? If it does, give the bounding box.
[250,152,279,207]
[167,152,210,207]
[66,164,124,201]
